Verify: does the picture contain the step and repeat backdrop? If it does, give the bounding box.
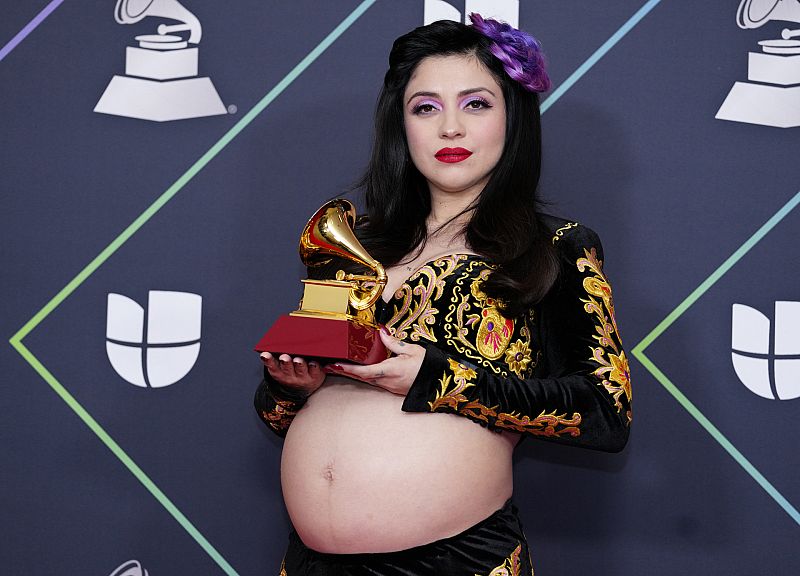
[3,1,799,574]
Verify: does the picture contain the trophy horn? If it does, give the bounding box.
[299,199,387,311]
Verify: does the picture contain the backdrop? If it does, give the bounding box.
[3,1,799,574]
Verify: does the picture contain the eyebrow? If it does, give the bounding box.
[405,87,497,105]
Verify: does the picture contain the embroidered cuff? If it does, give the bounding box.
[264,368,311,404]
[402,345,452,413]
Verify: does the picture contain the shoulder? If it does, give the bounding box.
[538,213,604,263]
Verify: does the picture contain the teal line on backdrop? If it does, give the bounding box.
[9,0,667,572]
[631,189,800,526]
[0,0,66,63]
[541,0,663,113]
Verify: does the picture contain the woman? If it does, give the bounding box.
[255,15,631,575]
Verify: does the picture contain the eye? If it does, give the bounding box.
[411,100,441,115]
[463,97,491,111]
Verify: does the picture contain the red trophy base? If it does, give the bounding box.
[254,315,389,365]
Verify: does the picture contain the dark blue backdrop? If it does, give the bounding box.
[3,1,799,574]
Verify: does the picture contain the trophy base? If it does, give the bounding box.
[254,315,389,365]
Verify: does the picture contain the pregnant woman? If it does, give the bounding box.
[255,15,631,575]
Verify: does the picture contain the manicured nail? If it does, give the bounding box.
[308,362,318,369]
[380,326,389,335]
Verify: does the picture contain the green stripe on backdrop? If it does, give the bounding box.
[631,189,800,526]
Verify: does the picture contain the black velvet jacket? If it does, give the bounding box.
[255,216,631,452]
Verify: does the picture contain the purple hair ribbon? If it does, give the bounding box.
[469,13,550,93]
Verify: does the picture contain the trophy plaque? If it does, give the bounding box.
[254,199,389,364]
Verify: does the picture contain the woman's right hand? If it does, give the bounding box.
[260,352,325,395]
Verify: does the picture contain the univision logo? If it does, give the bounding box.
[106,290,202,388]
[731,301,800,400]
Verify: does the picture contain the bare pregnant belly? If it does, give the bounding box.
[281,377,517,554]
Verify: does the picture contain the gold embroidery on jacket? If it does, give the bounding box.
[279,559,287,576]
[385,254,466,342]
[261,399,300,433]
[505,338,533,377]
[481,543,523,576]
[431,359,582,437]
[443,263,537,377]
[551,222,579,244]
[577,247,632,424]
[444,265,507,375]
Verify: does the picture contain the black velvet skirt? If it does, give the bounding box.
[279,499,533,575]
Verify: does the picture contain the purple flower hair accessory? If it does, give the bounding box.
[469,13,550,93]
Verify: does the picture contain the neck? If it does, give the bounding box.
[427,187,480,228]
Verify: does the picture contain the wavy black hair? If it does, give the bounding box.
[355,20,559,317]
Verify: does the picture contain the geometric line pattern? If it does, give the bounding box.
[631,189,800,527]
[8,2,378,574]
[0,0,65,63]
[541,0,662,113]
[6,0,666,571]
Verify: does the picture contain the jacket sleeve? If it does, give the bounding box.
[400,225,632,452]
[254,368,310,437]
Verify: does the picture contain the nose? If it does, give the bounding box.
[439,110,464,139]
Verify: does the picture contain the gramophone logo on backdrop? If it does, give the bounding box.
[424,0,519,27]
[108,559,149,576]
[731,301,800,400]
[94,0,226,122]
[716,0,800,128]
[106,290,202,388]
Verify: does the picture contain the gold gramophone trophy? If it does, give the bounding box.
[254,199,390,364]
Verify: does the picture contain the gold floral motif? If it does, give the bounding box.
[261,399,300,433]
[476,307,514,360]
[385,254,467,342]
[432,360,582,437]
[430,358,477,412]
[577,247,632,424]
[443,263,509,375]
[504,339,533,377]
[480,543,522,576]
[279,559,287,576]
[551,222,579,244]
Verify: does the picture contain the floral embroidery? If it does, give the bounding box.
[385,254,466,342]
[551,222,579,244]
[505,339,533,377]
[261,399,300,433]
[430,358,477,412]
[482,544,523,576]
[476,307,514,360]
[279,559,287,576]
[432,359,582,437]
[577,247,632,424]
[441,265,533,377]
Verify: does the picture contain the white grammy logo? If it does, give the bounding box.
[424,0,519,27]
[94,0,227,122]
[716,0,800,128]
[108,559,149,576]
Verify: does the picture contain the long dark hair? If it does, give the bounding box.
[357,20,559,317]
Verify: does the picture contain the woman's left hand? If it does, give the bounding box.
[326,328,425,395]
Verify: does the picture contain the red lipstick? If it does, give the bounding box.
[435,147,472,163]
